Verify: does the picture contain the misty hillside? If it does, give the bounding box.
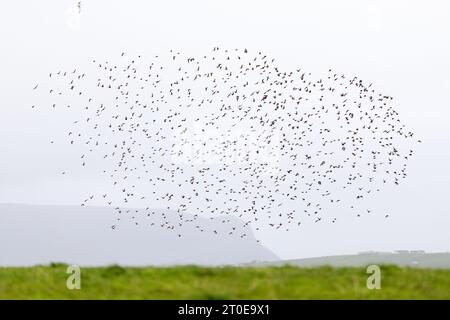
[0,204,278,266]
[252,252,450,269]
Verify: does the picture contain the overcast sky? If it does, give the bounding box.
[0,0,449,260]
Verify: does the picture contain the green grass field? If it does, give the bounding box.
[0,264,449,299]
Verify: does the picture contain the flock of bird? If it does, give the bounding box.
[32,48,419,240]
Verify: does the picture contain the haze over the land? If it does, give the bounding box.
[0,1,449,262]
[0,204,278,266]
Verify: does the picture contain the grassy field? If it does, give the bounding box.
[0,264,449,299]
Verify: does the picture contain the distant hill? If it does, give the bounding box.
[251,252,450,269]
[0,204,278,266]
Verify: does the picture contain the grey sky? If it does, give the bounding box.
[0,0,449,261]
